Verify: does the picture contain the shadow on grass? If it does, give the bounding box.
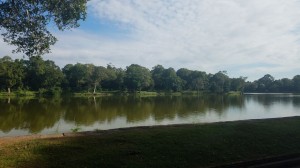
[8,117,300,168]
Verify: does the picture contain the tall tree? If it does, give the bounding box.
[25,56,63,91]
[91,66,109,94]
[176,68,192,90]
[230,77,247,92]
[124,64,152,91]
[189,71,208,92]
[280,78,293,92]
[151,65,165,91]
[0,0,87,56]
[209,71,230,93]
[0,56,25,94]
[100,64,118,90]
[162,68,183,92]
[256,74,275,92]
[101,65,124,91]
[62,63,91,91]
[293,75,300,92]
[42,60,64,89]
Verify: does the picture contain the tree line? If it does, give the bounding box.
[0,56,299,95]
[244,74,300,93]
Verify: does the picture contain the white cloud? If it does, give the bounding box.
[88,0,300,80]
[1,0,300,80]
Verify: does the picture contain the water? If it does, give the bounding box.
[0,94,300,137]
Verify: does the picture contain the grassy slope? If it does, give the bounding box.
[1,117,300,168]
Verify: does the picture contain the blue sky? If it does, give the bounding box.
[1,0,300,81]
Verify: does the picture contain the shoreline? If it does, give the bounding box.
[1,116,299,145]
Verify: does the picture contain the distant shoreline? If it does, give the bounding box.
[0,90,242,98]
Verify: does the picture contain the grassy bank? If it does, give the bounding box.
[74,91,178,97]
[0,91,36,98]
[1,117,300,168]
[73,91,236,97]
[1,90,242,98]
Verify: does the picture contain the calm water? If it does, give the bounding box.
[0,94,300,137]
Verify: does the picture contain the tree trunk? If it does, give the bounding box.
[93,83,97,94]
[7,87,11,95]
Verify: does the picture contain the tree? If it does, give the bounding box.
[256,74,275,92]
[161,68,183,92]
[42,60,64,89]
[0,56,25,94]
[280,78,293,92]
[151,65,165,91]
[24,56,63,91]
[100,64,118,90]
[0,0,87,56]
[189,71,208,92]
[151,66,183,92]
[293,75,300,92]
[101,65,124,91]
[90,66,110,94]
[230,77,247,92]
[62,63,91,91]
[176,68,192,90]
[244,81,257,92]
[124,64,152,91]
[209,71,231,93]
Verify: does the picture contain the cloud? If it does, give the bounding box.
[88,0,300,80]
[1,0,300,80]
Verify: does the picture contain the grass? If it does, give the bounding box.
[2,117,300,167]
[73,92,116,97]
[73,91,182,97]
[0,91,37,98]
[227,91,242,95]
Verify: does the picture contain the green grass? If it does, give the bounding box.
[73,92,115,97]
[227,91,242,95]
[0,92,16,97]
[0,91,36,98]
[74,91,183,97]
[2,117,300,167]
[134,91,158,96]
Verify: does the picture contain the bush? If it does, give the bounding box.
[38,87,62,96]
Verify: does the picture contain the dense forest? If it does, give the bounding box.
[0,56,299,95]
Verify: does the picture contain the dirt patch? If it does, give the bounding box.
[0,134,64,146]
[0,124,183,146]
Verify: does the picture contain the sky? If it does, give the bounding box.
[1,0,300,81]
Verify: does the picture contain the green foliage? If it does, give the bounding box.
[71,126,81,133]
[151,65,165,90]
[209,71,231,93]
[25,56,63,91]
[230,77,247,92]
[38,87,62,96]
[62,63,91,92]
[124,64,153,91]
[293,75,300,92]
[0,0,87,56]
[0,56,25,93]
[1,56,300,95]
[100,65,124,91]
[244,74,300,93]
[15,89,36,97]
[161,68,183,91]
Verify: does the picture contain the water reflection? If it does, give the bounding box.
[245,94,300,108]
[0,97,62,133]
[0,94,299,136]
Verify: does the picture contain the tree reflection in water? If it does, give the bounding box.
[0,94,299,136]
